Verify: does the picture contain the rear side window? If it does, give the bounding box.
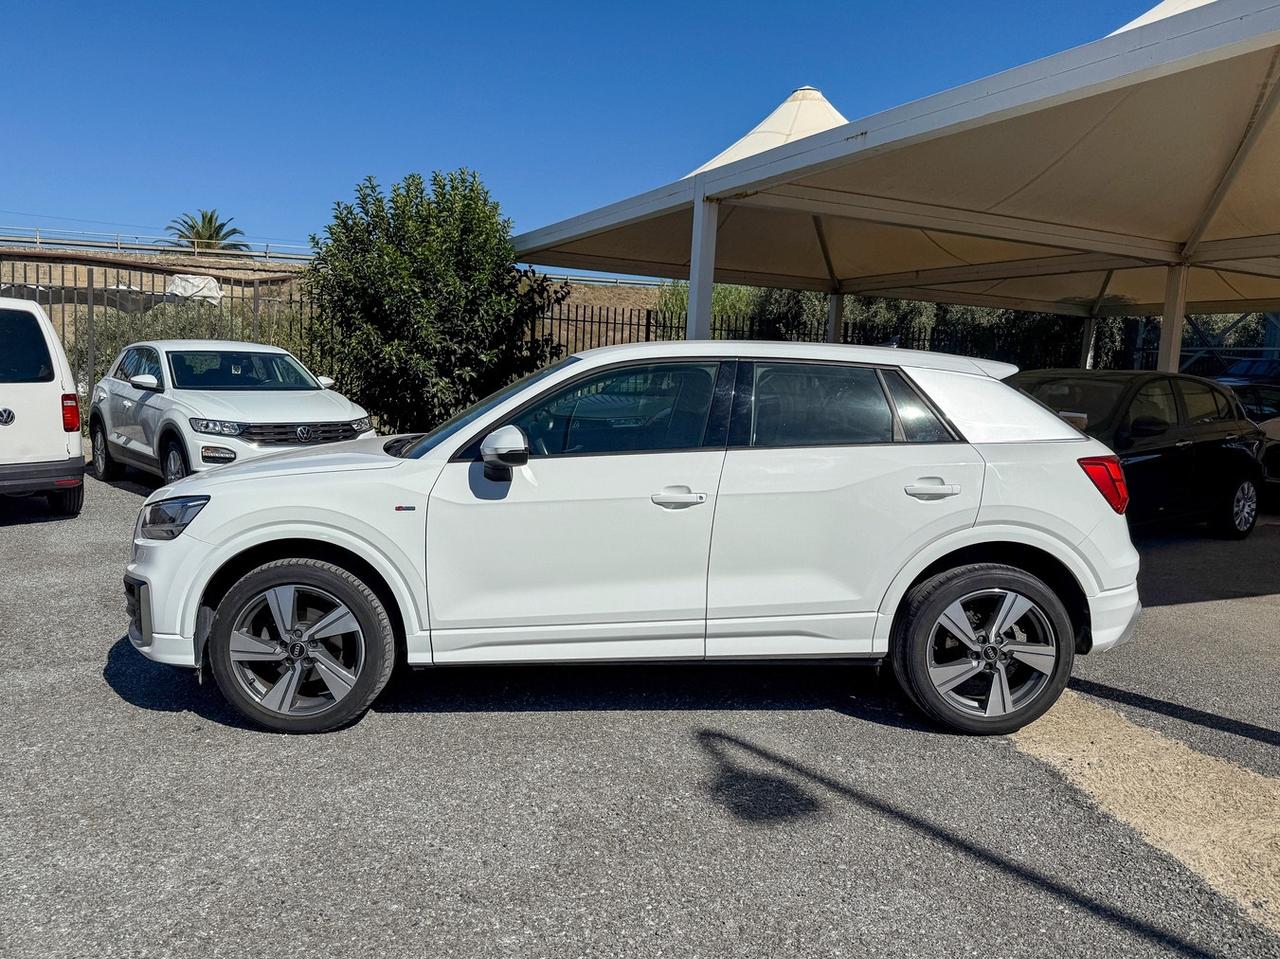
[1125,378,1179,430]
[114,349,140,381]
[0,308,54,383]
[744,362,893,447]
[1177,380,1233,425]
[881,370,953,442]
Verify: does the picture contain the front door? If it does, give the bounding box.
[706,362,985,657]
[425,359,732,663]
[1114,376,1191,522]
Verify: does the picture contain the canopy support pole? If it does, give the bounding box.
[687,192,718,340]
[1081,269,1113,368]
[1157,264,1189,372]
[826,294,844,343]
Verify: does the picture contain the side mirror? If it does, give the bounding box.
[1129,415,1169,437]
[480,425,529,481]
[130,373,160,392]
[317,376,335,389]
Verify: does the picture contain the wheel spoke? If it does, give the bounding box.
[1006,641,1056,675]
[311,647,357,701]
[989,591,1033,640]
[938,601,981,650]
[304,604,358,641]
[229,630,285,662]
[929,658,984,693]
[265,586,297,640]
[985,664,1014,717]
[260,660,306,714]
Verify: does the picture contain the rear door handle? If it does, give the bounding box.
[122,400,134,409]
[651,487,707,509]
[905,482,961,500]
[1175,439,1193,448]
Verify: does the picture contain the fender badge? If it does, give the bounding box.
[394,505,417,511]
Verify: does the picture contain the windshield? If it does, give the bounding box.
[1012,375,1128,429]
[400,357,579,459]
[168,350,319,391]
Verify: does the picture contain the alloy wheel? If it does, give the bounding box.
[927,588,1058,718]
[1234,480,1258,532]
[228,585,366,718]
[164,449,186,483]
[93,430,106,475]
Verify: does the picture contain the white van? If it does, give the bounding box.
[0,298,85,516]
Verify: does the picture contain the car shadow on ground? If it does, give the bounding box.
[103,636,255,730]
[0,495,81,527]
[1131,522,1280,606]
[696,728,1224,959]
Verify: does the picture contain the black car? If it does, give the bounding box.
[1214,363,1280,485]
[1009,369,1265,538]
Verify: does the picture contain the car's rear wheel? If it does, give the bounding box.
[46,484,84,517]
[161,438,189,484]
[891,563,1074,735]
[91,421,122,480]
[208,559,396,733]
[1212,476,1258,539]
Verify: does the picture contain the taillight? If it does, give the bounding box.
[61,394,80,432]
[1079,455,1129,514]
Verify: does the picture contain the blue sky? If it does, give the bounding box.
[2,1,1155,249]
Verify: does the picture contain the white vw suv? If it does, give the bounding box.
[89,340,373,484]
[124,342,1141,734]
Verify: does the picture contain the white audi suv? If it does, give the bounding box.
[124,341,1141,734]
[89,340,373,484]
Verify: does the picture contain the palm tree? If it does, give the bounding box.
[165,209,250,252]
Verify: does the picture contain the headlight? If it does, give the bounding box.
[139,496,209,540]
[351,416,372,433]
[189,418,244,436]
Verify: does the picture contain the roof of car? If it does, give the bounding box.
[132,340,292,354]
[571,340,1017,378]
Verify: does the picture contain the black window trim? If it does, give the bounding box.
[449,356,740,462]
[726,357,966,451]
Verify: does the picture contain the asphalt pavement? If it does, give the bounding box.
[1,472,1277,959]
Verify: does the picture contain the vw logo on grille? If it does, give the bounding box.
[0,408,14,426]
[296,425,314,442]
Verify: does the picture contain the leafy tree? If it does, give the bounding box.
[654,280,759,318]
[305,171,567,434]
[165,209,250,251]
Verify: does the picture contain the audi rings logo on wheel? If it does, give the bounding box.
[296,426,313,442]
[0,409,15,426]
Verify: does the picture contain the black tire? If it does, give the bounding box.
[161,437,189,484]
[890,563,1075,735]
[208,559,396,733]
[1210,475,1259,539]
[46,484,84,517]
[91,421,123,480]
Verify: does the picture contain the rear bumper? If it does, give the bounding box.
[0,454,84,493]
[1087,582,1142,653]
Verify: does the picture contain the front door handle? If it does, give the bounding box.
[905,481,961,500]
[651,486,707,509]
[1175,439,1193,448]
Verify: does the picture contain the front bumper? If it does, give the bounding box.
[0,454,84,494]
[186,429,377,472]
[1087,582,1142,653]
[124,529,211,668]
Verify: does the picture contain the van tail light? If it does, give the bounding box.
[61,394,81,432]
[1079,455,1129,514]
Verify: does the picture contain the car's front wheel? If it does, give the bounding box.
[161,438,189,484]
[208,559,396,733]
[891,563,1074,735]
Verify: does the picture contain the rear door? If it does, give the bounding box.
[1174,378,1248,504]
[705,361,984,657]
[0,306,69,466]
[1115,376,1192,522]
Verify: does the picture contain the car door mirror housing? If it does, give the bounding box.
[1129,415,1169,437]
[480,425,529,480]
[317,375,335,389]
[130,373,160,391]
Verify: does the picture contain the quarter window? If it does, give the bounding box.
[881,370,953,442]
[511,362,721,456]
[745,362,893,447]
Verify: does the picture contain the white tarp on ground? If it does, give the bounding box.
[165,274,222,304]
[515,0,1280,317]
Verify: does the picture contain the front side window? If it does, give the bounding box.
[136,348,164,387]
[1125,378,1179,431]
[512,362,721,456]
[0,309,54,384]
[745,362,893,448]
[1176,379,1232,425]
[167,350,318,391]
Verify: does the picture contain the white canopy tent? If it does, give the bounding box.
[514,0,1280,371]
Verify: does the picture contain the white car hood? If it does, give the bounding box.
[175,388,365,423]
